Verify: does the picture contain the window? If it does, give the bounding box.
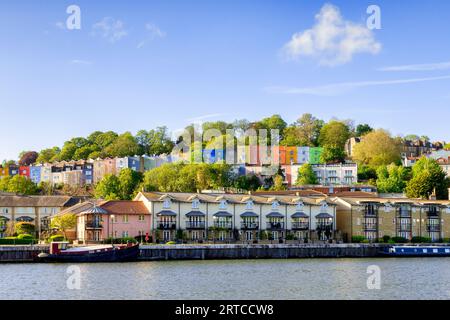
[271,201,280,211]
[122,215,129,223]
[296,201,304,211]
[192,199,200,209]
[219,200,227,210]
[138,215,145,221]
[122,231,129,238]
[246,201,254,210]
[163,199,172,209]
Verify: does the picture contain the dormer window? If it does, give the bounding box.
[219,200,228,210]
[296,201,304,211]
[271,201,280,211]
[163,199,172,209]
[192,199,200,210]
[320,201,328,212]
[246,201,254,210]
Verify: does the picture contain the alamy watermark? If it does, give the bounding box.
[366,265,381,290]
[66,265,82,290]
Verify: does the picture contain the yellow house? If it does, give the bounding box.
[0,166,8,178]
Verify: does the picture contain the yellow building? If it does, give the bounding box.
[334,197,450,242]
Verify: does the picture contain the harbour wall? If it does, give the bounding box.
[0,244,388,262]
[138,244,387,261]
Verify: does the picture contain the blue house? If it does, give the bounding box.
[29,166,42,184]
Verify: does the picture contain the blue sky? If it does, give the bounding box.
[1,0,450,161]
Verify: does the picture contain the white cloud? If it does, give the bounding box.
[70,60,93,65]
[92,17,127,43]
[379,61,450,72]
[265,75,450,96]
[282,3,381,66]
[137,23,166,49]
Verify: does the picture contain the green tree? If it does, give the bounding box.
[36,147,60,163]
[94,174,121,200]
[5,176,38,195]
[104,132,140,158]
[271,174,286,191]
[355,124,373,137]
[376,164,408,193]
[352,129,401,167]
[320,145,346,163]
[117,168,143,200]
[318,120,351,149]
[233,174,261,191]
[50,213,77,240]
[296,164,318,185]
[406,157,448,199]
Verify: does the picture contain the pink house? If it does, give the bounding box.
[76,201,151,244]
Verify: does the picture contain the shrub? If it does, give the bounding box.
[351,236,366,243]
[285,234,295,241]
[411,236,432,243]
[362,239,370,243]
[391,237,408,243]
[17,234,33,240]
[0,237,35,245]
[15,222,35,235]
[166,241,176,245]
[382,235,391,243]
[48,235,65,242]
[103,237,138,244]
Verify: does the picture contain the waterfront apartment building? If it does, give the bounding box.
[0,195,82,238]
[134,192,338,243]
[334,197,450,242]
[287,163,358,187]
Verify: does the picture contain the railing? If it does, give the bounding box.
[213,222,233,229]
[241,222,259,230]
[397,224,411,232]
[427,225,441,232]
[362,224,377,231]
[85,222,103,229]
[266,222,285,230]
[316,223,333,230]
[158,222,177,230]
[291,222,309,230]
[185,221,206,229]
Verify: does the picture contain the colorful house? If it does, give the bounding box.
[19,166,30,178]
[309,147,323,164]
[0,166,7,178]
[8,165,19,177]
[29,166,42,184]
[285,147,298,165]
[297,147,310,164]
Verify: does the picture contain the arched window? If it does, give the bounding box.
[246,201,254,210]
[219,200,228,210]
[163,199,172,209]
[192,199,200,209]
[296,201,304,211]
[272,201,280,211]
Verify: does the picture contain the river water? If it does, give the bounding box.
[1,258,450,300]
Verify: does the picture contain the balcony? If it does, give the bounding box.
[363,224,377,232]
[316,223,333,230]
[291,222,309,230]
[241,222,259,230]
[186,221,206,229]
[85,222,103,229]
[213,222,233,230]
[266,222,285,230]
[397,224,411,232]
[427,225,441,232]
[157,222,177,230]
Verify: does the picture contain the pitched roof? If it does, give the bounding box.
[0,195,81,207]
[100,201,150,215]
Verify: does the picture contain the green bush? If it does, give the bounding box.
[391,237,408,243]
[351,236,366,243]
[103,237,138,244]
[48,235,65,242]
[382,235,391,243]
[17,234,33,240]
[362,239,370,243]
[285,234,295,241]
[165,241,176,245]
[0,237,35,245]
[15,222,35,235]
[411,236,432,243]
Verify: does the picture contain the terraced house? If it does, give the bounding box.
[334,197,450,242]
[134,192,338,243]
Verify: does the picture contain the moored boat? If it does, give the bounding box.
[380,245,450,257]
[38,242,140,263]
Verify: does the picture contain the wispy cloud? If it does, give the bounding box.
[70,59,93,65]
[282,3,381,66]
[266,75,450,96]
[137,23,166,49]
[92,17,127,43]
[378,61,450,72]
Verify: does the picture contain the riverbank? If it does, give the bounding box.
[0,244,389,262]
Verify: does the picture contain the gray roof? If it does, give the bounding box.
[185,211,206,217]
[240,211,259,218]
[82,206,108,214]
[0,195,81,208]
[266,212,284,218]
[291,211,308,218]
[157,210,177,217]
[316,212,334,219]
[213,211,233,217]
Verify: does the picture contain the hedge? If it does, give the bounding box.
[0,237,36,245]
[103,237,138,244]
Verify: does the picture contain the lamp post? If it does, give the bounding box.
[110,215,115,245]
